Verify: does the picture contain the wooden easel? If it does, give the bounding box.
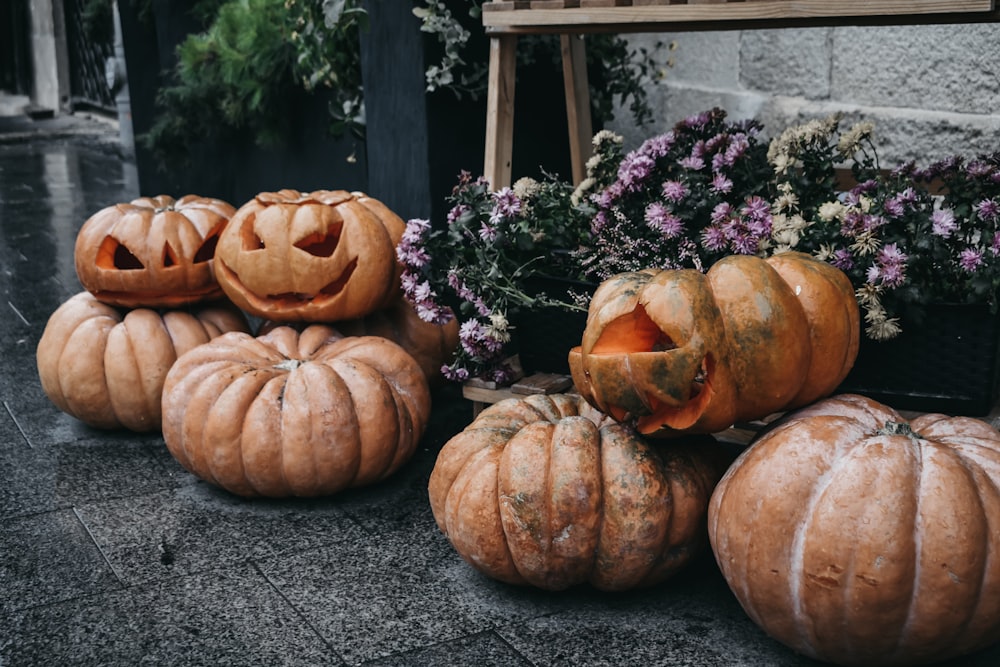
[480,0,999,189]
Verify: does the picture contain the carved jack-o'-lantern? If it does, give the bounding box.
[74,195,235,308]
[569,253,859,438]
[214,189,406,322]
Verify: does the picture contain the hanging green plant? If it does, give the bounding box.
[142,0,367,168]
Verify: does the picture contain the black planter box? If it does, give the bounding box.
[837,303,1000,416]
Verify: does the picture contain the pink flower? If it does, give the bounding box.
[959,247,984,272]
[931,209,958,238]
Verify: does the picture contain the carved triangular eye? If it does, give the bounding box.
[294,227,340,257]
[241,217,265,251]
[194,223,224,263]
[97,236,144,270]
[163,242,178,267]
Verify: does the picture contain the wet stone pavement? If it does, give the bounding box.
[2,120,1000,666]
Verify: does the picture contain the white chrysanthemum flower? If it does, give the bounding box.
[818,201,845,222]
[837,121,875,157]
[512,177,540,200]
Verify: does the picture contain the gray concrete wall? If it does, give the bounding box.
[609,23,1000,167]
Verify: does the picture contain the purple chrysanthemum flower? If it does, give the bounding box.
[701,226,728,252]
[992,234,1000,257]
[616,152,656,191]
[883,196,905,219]
[447,204,469,225]
[661,180,688,202]
[479,221,497,242]
[959,247,985,273]
[711,172,733,193]
[441,365,470,382]
[931,209,958,238]
[638,131,675,159]
[679,155,705,171]
[492,187,522,218]
[975,198,1000,222]
[741,196,771,222]
[645,202,684,238]
[711,202,734,225]
[831,248,854,271]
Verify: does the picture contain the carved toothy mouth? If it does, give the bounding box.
[216,257,358,311]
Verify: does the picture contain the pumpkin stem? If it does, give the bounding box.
[274,359,303,371]
[878,421,921,439]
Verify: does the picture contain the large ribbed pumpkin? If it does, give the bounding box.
[258,297,459,387]
[161,324,431,497]
[36,291,250,431]
[569,252,859,437]
[428,393,732,591]
[708,394,1000,666]
[74,194,234,308]
[214,189,405,322]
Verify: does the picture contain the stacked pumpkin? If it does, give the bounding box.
[37,188,458,499]
[161,188,455,497]
[430,252,860,590]
[36,195,251,431]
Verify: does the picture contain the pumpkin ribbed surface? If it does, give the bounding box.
[429,393,730,591]
[74,194,235,308]
[161,325,431,497]
[569,252,859,437]
[36,292,249,431]
[708,394,1000,666]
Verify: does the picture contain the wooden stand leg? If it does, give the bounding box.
[484,34,518,189]
[560,34,593,186]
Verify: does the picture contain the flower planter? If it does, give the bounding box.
[512,274,595,377]
[837,303,1000,416]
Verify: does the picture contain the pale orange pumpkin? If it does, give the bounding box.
[258,297,459,386]
[709,394,1000,666]
[569,252,859,437]
[74,194,235,307]
[161,324,432,497]
[429,393,732,591]
[36,291,250,431]
[214,189,405,322]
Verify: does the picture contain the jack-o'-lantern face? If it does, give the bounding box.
[74,195,235,308]
[569,254,859,438]
[214,189,405,322]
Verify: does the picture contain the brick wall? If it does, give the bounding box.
[609,24,1000,167]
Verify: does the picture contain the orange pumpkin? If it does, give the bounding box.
[569,252,859,437]
[214,189,405,322]
[428,393,732,591]
[35,292,250,431]
[161,324,431,497]
[708,394,1000,666]
[74,194,234,308]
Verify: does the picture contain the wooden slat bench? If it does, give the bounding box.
[480,0,1000,188]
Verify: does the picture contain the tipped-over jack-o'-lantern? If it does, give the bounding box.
[569,252,859,437]
[214,189,406,322]
[74,195,235,308]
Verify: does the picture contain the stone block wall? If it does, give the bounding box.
[608,23,1000,168]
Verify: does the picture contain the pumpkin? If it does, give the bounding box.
[258,297,459,386]
[428,392,732,591]
[213,189,406,322]
[161,324,432,497]
[36,292,250,431]
[74,194,235,308]
[568,252,859,437]
[708,394,1000,666]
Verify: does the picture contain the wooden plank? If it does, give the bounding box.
[511,373,575,394]
[484,34,518,189]
[483,0,997,31]
[560,34,593,185]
